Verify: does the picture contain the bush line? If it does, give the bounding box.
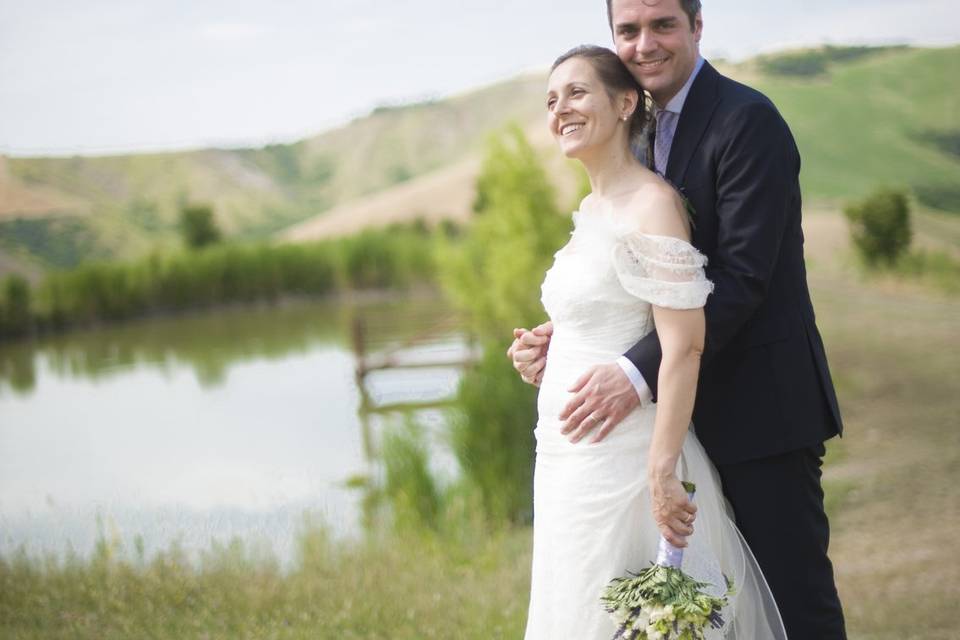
[0,224,442,341]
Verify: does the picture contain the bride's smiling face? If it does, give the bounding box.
[546,58,626,159]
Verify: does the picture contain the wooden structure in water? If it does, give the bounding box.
[351,311,479,459]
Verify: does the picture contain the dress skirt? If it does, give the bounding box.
[524,401,786,640]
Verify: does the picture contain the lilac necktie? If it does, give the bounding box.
[654,110,677,177]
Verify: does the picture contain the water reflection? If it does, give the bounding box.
[0,293,466,567]
[0,293,460,395]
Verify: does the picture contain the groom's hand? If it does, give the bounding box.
[559,364,640,443]
[507,321,552,387]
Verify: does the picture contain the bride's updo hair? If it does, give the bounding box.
[551,45,650,148]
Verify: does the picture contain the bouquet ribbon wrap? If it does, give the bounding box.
[654,481,696,570]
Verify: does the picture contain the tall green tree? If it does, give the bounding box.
[439,125,570,525]
[441,125,570,339]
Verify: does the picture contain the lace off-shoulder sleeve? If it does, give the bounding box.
[611,233,714,309]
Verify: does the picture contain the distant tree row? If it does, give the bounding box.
[0,220,444,341]
[758,44,908,77]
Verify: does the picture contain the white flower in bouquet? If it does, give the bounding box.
[632,611,650,630]
[650,604,675,624]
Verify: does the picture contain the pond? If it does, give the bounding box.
[0,292,471,567]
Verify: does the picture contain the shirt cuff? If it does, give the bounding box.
[616,356,653,405]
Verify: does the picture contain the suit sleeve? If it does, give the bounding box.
[623,100,799,399]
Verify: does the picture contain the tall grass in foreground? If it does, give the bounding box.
[0,521,531,639]
[0,224,439,340]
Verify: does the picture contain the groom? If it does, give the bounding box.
[509,0,847,637]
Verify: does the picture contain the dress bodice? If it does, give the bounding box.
[535,208,714,454]
[540,209,713,357]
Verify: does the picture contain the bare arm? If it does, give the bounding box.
[558,183,704,545]
[559,184,692,442]
[647,304,703,547]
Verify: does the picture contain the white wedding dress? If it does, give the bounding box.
[524,207,787,639]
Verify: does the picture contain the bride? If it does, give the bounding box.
[519,45,786,639]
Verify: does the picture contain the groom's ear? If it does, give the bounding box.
[692,12,703,42]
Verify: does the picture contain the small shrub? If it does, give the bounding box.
[844,188,912,266]
[179,204,222,250]
[438,219,462,239]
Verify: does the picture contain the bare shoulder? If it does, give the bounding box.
[625,178,691,241]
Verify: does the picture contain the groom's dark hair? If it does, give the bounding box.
[605,0,702,31]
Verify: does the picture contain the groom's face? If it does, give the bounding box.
[610,0,702,107]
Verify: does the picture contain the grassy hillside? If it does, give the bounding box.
[751,46,960,207]
[285,45,960,243]
[0,74,546,269]
[1,46,957,271]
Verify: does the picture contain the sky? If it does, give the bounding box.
[0,0,956,156]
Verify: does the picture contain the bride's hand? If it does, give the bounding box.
[507,322,552,386]
[649,472,697,548]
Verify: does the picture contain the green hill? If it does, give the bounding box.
[0,74,546,270]
[0,45,957,273]
[751,45,960,208]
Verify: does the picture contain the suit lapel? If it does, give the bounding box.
[665,61,722,187]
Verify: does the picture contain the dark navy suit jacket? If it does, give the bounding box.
[625,61,843,465]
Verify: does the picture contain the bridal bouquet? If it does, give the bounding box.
[600,482,733,640]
